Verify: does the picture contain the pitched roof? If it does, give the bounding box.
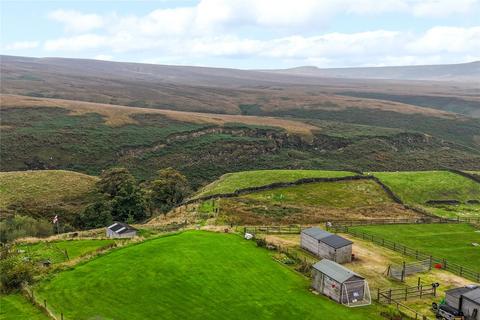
[107,222,137,234]
[302,227,352,249]
[302,227,332,240]
[446,286,479,298]
[462,288,480,304]
[321,234,353,249]
[312,259,364,283]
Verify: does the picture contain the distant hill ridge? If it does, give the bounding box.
[264,61,480,81]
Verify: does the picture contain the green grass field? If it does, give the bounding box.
[195,170,356,198]
[0,170,98,211]
[351,223,480,271]
[0,294,48,320]
[244,180,392,208]
[19,239,115,264]
[35,231,380,320]
[371,171,480,217]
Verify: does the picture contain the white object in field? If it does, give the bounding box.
[244,233,254,240]
[472,243,479,246]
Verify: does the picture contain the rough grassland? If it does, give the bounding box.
[371,171,480,217]
[195,170,356,198]
[0,170,98,210]
[1,94,317,137]
[351,223,480,271]
[371,171,480,204]
[0,294,49,320]
[19,239,114,264]
[212,180,419,225]
[36,231,380,320]
[244,180,391,207]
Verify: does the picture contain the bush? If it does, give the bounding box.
[0,215,53,243]
[255,238,267,248]
[0,247,37,293]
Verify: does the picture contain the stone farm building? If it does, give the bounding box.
[106,222,138,238]
[312,259,371,307]
[301,227,353,263]
[445,286,480,320]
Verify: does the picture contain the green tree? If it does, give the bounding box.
[148,168,190,215]
[95,168,148,223]
[75,201,113,229]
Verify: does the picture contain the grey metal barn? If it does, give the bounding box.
[106,222,137,238]
[445,286,480,320]
[311,259,371,307]
[301,227,353,263]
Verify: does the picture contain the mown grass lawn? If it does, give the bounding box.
[244,180,392,208]
[36,231,381,320]
[351,223,480,271]
[0,294,49,320]
[195,169,356,197]
[19,239,115,264]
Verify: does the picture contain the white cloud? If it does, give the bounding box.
[407,26,480,54]
[3,41,39,50]
[44,34,106,51]
[38,1,480,67]
[94,54,113,61]
[412,0,479,17]
[48,9,104,33]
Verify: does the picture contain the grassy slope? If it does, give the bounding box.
[19,239,114,264]
[244,180,391,207]
[371,171,480,203]
[212,179,419,225]
[195,170,355,197]
[36,231,380,320]
[0,170,97,210]
[351,223,480,271]
[371,171,480,217]
[0,294,48,320]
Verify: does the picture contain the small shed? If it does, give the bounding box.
[311,259,371,307]
[445,286,480,320]
[301,227,353,263]
[106,222,138,238]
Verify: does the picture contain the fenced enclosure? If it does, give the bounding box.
[388,260,432,281]
[342,279,372,307]
[244,225,302,235]
[376,281,437,320]
[330,224,480,282]
[377,282,437,303]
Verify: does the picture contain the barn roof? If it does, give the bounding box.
[462,288,480,304]
[302,227,353,249]
[107,222,137,234]
[312,259,364,283]
[446,286,479,299]
[321,234,353,249]
[302,227,331,240]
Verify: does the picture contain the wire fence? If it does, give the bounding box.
[332,225,480,282]
[388,260,432,281]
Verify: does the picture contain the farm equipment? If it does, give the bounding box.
[432,302,464,320]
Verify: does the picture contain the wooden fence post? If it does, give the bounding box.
[44,299,47,308]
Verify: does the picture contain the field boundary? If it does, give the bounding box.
[185,174,433,219]
[185,174,367,204]
[444,168,480,184]
[330,224,480,282]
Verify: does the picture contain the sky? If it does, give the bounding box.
[1,0,480,69]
